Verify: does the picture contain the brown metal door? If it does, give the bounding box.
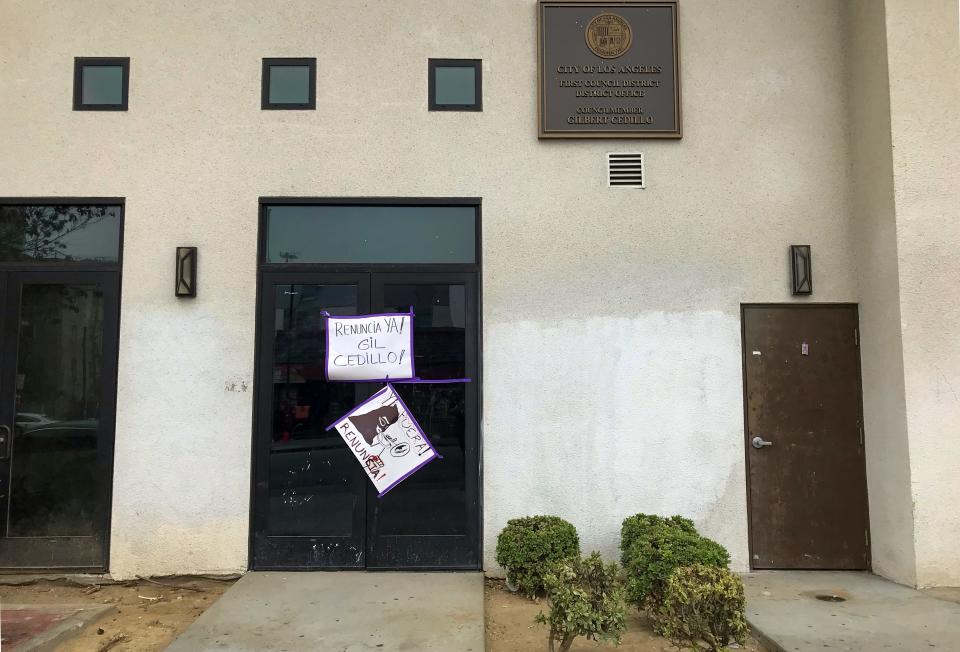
[743,305,870,570]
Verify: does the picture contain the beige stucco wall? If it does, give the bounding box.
[846,0,917,587]
[847,0,960,588]
[884,0,960,588]
[1,0,860,578]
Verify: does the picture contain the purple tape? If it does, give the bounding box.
[408,306,417,380]
[390,378,472,384]
[322,310,416,382]
[324,311,331,381]
[329,377,417,384]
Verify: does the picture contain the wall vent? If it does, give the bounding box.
[607,152,645,189]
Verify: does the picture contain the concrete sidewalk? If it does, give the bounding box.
[165,572,484,652]
[743,571,960,651]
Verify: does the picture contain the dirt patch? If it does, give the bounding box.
[0,576,233,651]
[485,578,767,652]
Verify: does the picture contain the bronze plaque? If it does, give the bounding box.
[538,1,681,139]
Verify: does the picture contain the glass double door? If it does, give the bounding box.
[252,272,480,569]
[0,271,119,569]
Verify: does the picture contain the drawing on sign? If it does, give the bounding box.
[349,404,400,445]
[327,384,440,496]
[324,311,415,382]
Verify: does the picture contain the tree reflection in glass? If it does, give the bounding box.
[0,205,121,262]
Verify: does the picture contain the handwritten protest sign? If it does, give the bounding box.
[325,311,414,382]
[327,384,439,496]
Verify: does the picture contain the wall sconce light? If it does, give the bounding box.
[790,245,812,295]
[175,247,198,298]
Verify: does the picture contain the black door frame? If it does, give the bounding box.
[0,198,124,572]
[739,303,871,571]
[249,198,483,571]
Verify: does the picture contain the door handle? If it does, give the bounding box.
[0,425,10,460]
[752,436,773,449]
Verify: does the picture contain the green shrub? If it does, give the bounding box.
[620,514,697,565]
[495,515,580,597]
[650,564,748,651]
[536,552,627,652]
[620,515,730,608]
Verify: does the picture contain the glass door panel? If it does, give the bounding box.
[9,284,104,536]
[0,272,119,569]
[367,274,480,569]
[252,274,370,568]
[269,283,359,537]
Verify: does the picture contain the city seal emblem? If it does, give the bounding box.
[585,13,633,59]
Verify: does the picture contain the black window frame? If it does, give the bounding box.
[428,59,482,112]
[261,58,317,110]
[73,57,130,111]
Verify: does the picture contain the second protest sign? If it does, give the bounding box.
[327,384,439,496]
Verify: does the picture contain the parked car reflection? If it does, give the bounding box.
[15,418,98,448]
[8,418,99,537]
[14,412,56,432]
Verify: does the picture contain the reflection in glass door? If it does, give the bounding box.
[0,272,120,569]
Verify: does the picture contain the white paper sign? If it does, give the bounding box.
[325,312,414,381]
[328,384,439,496]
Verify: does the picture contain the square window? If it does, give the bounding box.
[262,58,316,110]
[73,58,129,110]
[429,59,482,111]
